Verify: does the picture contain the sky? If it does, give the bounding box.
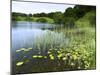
[12,1,75,14]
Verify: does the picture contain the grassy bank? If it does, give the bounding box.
[12,16,54,24]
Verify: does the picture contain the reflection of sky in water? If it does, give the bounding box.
[12,29,44,51]
[12,21,69,56]
[12,21,55,52]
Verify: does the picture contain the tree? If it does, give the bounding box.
[52,12,63,24]
[64,7,75,17]
[36,17,47,23]
[29,14,32,17]
[47,12,55,19]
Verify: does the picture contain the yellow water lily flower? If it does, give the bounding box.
[16,62,24,66]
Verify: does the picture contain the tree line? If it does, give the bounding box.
[12,5,96,28]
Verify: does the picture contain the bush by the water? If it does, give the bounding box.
[36,17,48,23]
[75,11,96,27]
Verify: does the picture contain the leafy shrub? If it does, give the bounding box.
[75,11,96,27]
[36,17,48,23]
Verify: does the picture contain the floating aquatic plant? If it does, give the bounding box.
[49,54,54,60]
[38,55,43,58]
[62,57,67,61]
[44,56,47,59]
[16,62,24,66]
[24,59,30,63]
[16,47,33,52]
[27,47,32,50]
[47,51,51,54]
[72,54,77,60]
[57,54,63,59]
[23,49,30,52]
[16,50,22,52]
[32,55,47,59]
[20,48,26,50]
[32,55,38,58]
[57,51,61,54]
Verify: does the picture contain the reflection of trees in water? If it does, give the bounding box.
[12,21,18,28]
[28,22,32,29]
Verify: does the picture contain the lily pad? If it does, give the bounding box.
[20,48,26,50]
[32,55,38,58]
[57,54,62,59]
[25,59,30,63]
[49,54,54,60]
[38,55,43,58]
[27,47,32,50]
[62,57,67,61]
[23,49,30,52]
[16,62,24,66]
[57,51,61,54]
[16,50,21,52]
[72,54,77,60]
[44,56,47,58]
[47,51,51,54]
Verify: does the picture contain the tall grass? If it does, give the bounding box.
[33,30,69,53]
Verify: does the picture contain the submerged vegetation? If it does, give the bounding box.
[12,4,96,74]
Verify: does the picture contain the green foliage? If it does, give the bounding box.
[75,11,96,27]
[16,47,33,52]
[16,62,24,66]
[12,16,26,21]
[16,27,96,71]
[52,12,63,24]
[73,5,96,19]
[12,5,96,28]
[63,17,76,28]
[64,7,75,18]
[36,17,48,23]
[35,17,54,23]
